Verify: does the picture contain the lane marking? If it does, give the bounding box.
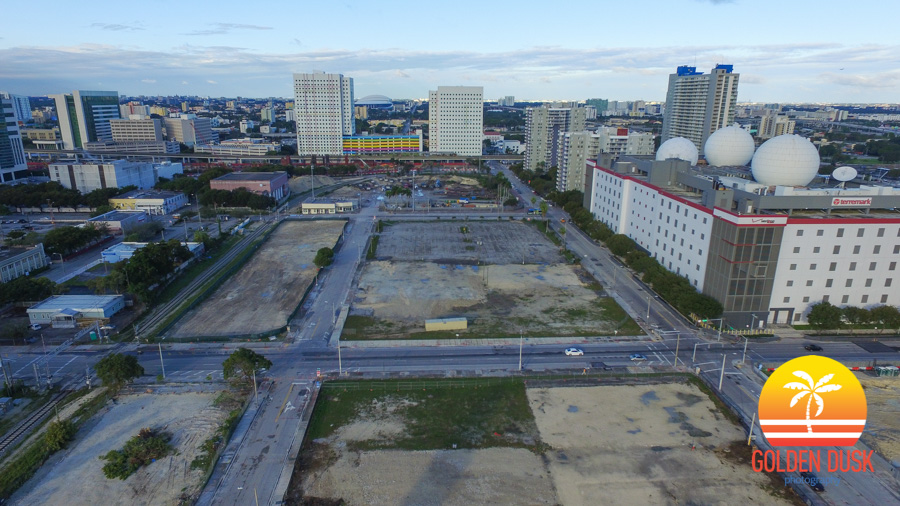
[275,383,294,422]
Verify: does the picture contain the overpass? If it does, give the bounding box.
[25,149,523,165]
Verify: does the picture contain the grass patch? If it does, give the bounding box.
[308,379,540,451]
[719,440,805,505]
[594,297,642,335]
[366,235,379,260]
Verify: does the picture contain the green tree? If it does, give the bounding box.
[0,276,56,304]
[806,301,843,330]
[222,348,272,385]
[842,306,871,326]
[94,353,144,391]
[100,428,172,480]
[44,419,76,452]
[314,247,335,268]
[870,305,900,329]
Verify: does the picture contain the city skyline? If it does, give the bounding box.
[1,0,898,103]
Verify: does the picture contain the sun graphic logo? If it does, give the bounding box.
[759,355,867,447]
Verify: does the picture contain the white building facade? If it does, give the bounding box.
[428,86,484,156]
[293,71,355,156]
[50,90,121,150]
[49,160,158,192]
[0,91,28,183]
[661,65,739,153]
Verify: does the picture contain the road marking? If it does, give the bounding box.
[275,383,294,422]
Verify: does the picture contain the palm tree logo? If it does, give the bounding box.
[783,370,842,433]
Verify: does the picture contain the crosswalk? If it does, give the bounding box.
[163,369,224,381]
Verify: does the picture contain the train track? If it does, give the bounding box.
[0,391,69,456]
[136,220,273,339]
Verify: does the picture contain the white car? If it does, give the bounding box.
[564,347,584,356]
[29,323,41,331]
[630,353,647,362]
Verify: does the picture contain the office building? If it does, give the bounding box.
[110,117,164,142]
[428,86,484,157]
[587,133,900,328]
[661,65,739,153]
[163,114,215,146]
[0,244,48,283]
[49,160,160,192]
[28,294,125,327]
[524,105,586,171]
[209,172,290,200]
[194,140,280,157]
[120,102,150,117]
[499,96,515,107]
[293,71,355,156]
[556,127,654,192]
[84,140,180,154]
[758,111,796,140]
[50,90,121,149]
[0,92,28,182]
[8,94,31,123]
[86,210,150,233]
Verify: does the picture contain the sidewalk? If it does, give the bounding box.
[342,334,648,348]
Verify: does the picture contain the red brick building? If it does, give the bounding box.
[209,172,290,200]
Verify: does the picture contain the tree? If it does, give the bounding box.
[314,247,335,268]
[222,348,272,385]
[94,353,144,391]
[806,301,843,330]
[44,419,76,452]
[0,276,56,304]
[870,305,900,329]
[841,306,871,326]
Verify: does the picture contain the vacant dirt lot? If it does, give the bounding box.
[170,220,344,337]
[857,373,900,462]
[348,261,622,338]
[289,175,337,194]
[376,221,560,264]
[13,392,227,506]
[294,382,790,506]
[528,383,790,505]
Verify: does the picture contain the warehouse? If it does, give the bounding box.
[27,294,125,328]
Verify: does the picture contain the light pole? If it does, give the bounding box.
[518,332,523,371]
[338,343,342,376]
[718,354,727,390]
[646,296,651,320]
[693,342,701,362]
[53,253,64,275]
[673,332,681,368]
[158,343,166,380]
[742,337,750,364]
[750,313,759,332]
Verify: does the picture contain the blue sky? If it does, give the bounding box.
[1,0,898,103]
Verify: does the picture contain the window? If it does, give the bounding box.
[810,264,817,270]
[874,245,881,254]
[894,245,899,254]
[793,247,800,254]
[862,295,869,303]
[891,262,897,271]
[846,279,853,287]
[837,228,845,237]
[878,228,885,237]
[842,295,849,304]
[802,296,810,303]
[783,297,791,303]
[817,230,824,236]
[882,295,889,304]
[887,279,893,287]
[870,262,877,271]
[853,245,861,254]
[825,279,833,288]
[813,247,821,254]
[829,262,837,271]
[797,230,804,236]
[806,280,813,286]
[866,279,873,287]
[823,295,830,302]
[790,264,797,270]
[857,228,864,238]
[794,314,802,322]
[833,245,840,254]
[850,262,857,271]
[786,280,794,287]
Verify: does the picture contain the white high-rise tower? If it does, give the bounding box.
[428,86,483,156]
[661,64,739,154]
[293,71,355,156]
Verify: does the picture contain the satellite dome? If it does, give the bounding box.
[656,137,699,165]
[750,134,820,186]
[703,125,755,166]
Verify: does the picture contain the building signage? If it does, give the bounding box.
[713,208,788,226]
[831,197,872,207]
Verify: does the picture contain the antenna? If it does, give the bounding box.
[832,166,857,189]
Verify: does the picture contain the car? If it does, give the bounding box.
[29,323,41,331]
[560,218,566,223]
[630,353,647,362]
[804,344,823,352]
[564,347,584,356]
[100,324,116,331]
[800,472,825,491]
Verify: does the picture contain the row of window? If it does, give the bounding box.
[791,244,900,255]
[785,294,890,305]
[788,261,896,271]
[786,277,892,288]
[796,227,896,238]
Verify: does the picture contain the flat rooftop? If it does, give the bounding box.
[0,246,41,261]
[115,189,184,199]
[213,172,287,182]
[88,210,146,222]
[29,294,123,310]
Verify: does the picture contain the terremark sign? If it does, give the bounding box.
[752,356,874,476]
[832,197,872,207]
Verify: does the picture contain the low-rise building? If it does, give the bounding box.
[101,241,204,263]
[49,160,157,192]
[27,294,125,328]
[194,141,280,157]
[86,210,149,233]
[0,244,48,283]
[209,172,290,200]
[300,200,356,214]
[109,190,188,216]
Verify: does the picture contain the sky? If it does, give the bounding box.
[1,0,898,103]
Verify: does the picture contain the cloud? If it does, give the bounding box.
[697,0,736,4]
[820,70,900,89]
[293,38,302,47]
[185,23,273,36]
[92,22,143,32]
[141,78,156,83]
[206,80,218,84]
[395,70,410,78]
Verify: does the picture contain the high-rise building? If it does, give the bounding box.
[293,71,355,156]
[661,65,739,153]
[428,86,484,157]
[110,117,164,142]
[758,111,796,139]
[524,105,586,171]
[49,160,159,192]
[499,96,515,107]
[9,94,31,124]
[50,90,121,150]
[556,127,655,192]
[0,92,28,183]
[164,114,215,146]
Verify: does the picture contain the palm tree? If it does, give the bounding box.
[783,371,842,433]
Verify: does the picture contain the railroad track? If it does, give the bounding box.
[136,220,272,339]
[0,391,69,456]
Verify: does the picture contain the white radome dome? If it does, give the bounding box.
[656,137,699,165]
[703,125,755,166]
[751,134,820,186]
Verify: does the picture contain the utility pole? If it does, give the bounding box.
[158,343,166,380]
[0,354,12,391]
[646,296,651,320]
[252,369,259,406]
[518,332,523,371]
[332,302,336,324]
[692,342,700,362]
[673,332,681,368]
[747,412,757,446]
[338,344,342,376]
[33,363,40,387]
[311,165,315,199]
[718,354,727,390]
[742,337,749,364]
[86,366,92,389]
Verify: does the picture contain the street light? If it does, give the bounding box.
[53,253,65,274]
[750,313,759,332]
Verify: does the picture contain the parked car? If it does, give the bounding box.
[630,353,647,362]
[564,347,584,356]
[804,344,823,352]
[29,323,42,331]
